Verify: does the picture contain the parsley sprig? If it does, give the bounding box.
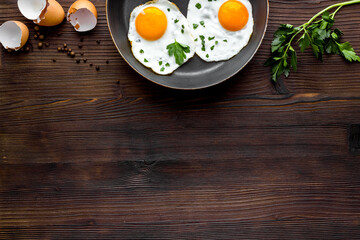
[265,0,360,82]
[167,40,190,65]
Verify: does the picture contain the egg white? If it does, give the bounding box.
[187,0,254,62]
[128,0,195,75]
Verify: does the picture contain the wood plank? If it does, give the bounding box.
[1,159,360,239]
[1,94,360,164]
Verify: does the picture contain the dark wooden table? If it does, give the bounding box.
[1,0,360,239]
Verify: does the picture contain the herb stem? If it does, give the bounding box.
[283,28,303,57]
[306,0,360,26]
[331,6,343,19]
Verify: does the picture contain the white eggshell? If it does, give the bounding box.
[0,21,29,50]
[18,0,47,22]
[67,0,98,32]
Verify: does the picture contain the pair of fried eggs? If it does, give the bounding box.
[128,0,254,75]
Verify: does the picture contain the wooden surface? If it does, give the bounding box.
[1,0,360,239]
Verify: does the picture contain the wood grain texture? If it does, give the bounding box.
[1,0,360,239]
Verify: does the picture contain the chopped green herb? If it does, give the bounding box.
[174,19,179,23]
[196,3,202,9]
[208,36,215,41]
[210,45,215,50]
[200,35,206,51]
[144,58,148,62]
[160,67,165,72]
[200,21,205,27]
[206,54,209,58]
[193,24,199,29]
[165,63,170,67]
[140,49,144,54]
[159,61,163,66]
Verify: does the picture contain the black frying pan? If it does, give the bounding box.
[106,0,269,90]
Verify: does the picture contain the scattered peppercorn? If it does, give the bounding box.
[39,35,45,40]
[20,48,24,51]
[80,37,84,42]
[57,33,62,37]
[70,51,76,58]
[38,42,43,49]
[34,26,40,31]
[57,47,61,52]
[80,52,84,56]
[78,44,83,49]
[89,63,93,67]
[7,49,12,53]
[61,48,65,52]
[34,34,38,39]
[45,42,49,47]
[63,43,67,48]
[76,59,81,64]
[96,40,101,44]
[68,48,72,52]
[96,66,100,71]
[36,32,41,36]
[64,48,68,52]
[106,60,109,64]
[83,59,87,63]
[52,59,56,63]
[25,47,30,52]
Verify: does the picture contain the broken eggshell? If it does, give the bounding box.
[0,21,29,50]
[17,0,65,27]
[67,0,98,32]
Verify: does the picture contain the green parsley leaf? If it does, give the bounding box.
[337,42,360,62]
[167,40,191,65]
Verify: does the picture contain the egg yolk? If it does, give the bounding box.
[135,7,167,41]
[218,0,249,31]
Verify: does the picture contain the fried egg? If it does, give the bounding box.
[187,0,254,62]
[128,0,195,75]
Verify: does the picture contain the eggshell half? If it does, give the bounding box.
[18,0,64,27]
[0,21,29,50]
[34,0,65,26]
[18,0,47,21]
[67,0,97,32]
